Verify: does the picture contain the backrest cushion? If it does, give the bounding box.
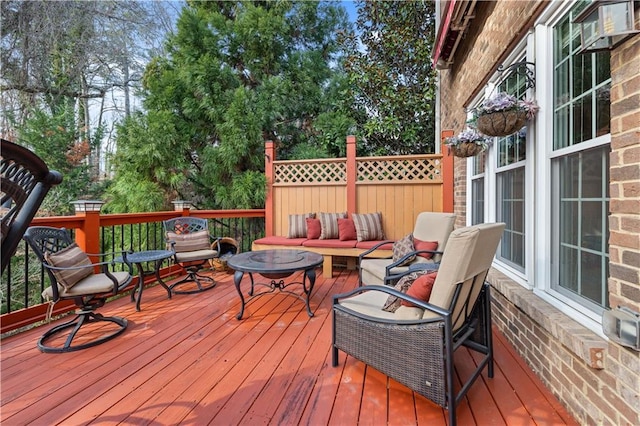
[352,212,385,242]
[287,213,315,238]
[338,218,357,241]
[401,271,437,308]
[392,233,415,265]
[426,223,505,325]
[44,243,93,290]
[306,218,321,239]
[319,212,347,239]
[167,229,210,252]
[413,212,456,262]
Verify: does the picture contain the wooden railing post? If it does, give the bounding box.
[265,140,276,237]
[441,130,455,213]
[74,209,102,258]
[346,135,357,215]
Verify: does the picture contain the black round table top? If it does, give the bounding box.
[228,249,323,275]
[114,249,174,264]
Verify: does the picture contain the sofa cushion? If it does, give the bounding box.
[306,218,321,239]
[338,218,357,241]
[319,212,347,239]
[302,238,357,248]
[287,213,315,238]
[352,212,385,241]
[44,243,94,290]
[355,240,394,250]
[167,230,210,252]
[401,271,437,308]
[413,238,438,259]
[392,233,415,266]
[253,236,306,246]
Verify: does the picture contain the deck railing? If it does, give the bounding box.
[0,209,265,334]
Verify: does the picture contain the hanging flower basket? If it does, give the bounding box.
[472,92,539,137]
[476,109,528,137]
[445,128,489,158]
[449,141,486,157]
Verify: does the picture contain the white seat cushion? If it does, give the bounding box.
[42,271,131,300]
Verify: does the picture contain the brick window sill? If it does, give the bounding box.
[487,269,608,370]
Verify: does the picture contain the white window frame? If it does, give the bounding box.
[465,0,610,335]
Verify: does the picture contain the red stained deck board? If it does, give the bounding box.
[0,268,578,425]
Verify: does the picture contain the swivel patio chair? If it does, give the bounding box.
[163,217,221,294]
[358,211,456,286]
[1,138,62,273]
[333,222,505,426]
[23,226,134,353]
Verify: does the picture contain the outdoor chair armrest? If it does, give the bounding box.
[357,240,395,261]
[333,285,450,320]
[384,249,443,275]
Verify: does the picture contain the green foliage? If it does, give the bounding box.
[17,106,103,215]
[112,1,356,211]
[342,0,438,155]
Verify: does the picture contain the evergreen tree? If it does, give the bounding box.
[342,0,438,155]
[109,1,355,212]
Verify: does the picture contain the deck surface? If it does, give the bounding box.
[1,267,578,425]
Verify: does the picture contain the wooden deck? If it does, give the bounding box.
[1,268,578,425]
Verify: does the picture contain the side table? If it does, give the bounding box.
[115,249,174,311]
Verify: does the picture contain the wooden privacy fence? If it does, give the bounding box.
[264,136,454,241]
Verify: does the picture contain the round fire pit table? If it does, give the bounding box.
[227,249,323,320]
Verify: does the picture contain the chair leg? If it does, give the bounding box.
[38,310,128,353]
[170,264,217,295]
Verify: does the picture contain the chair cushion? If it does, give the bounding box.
[44,243,93,290]
[253,236,306,246]
[413,238,438,259]
[401,271,437,308]
[392,233,415,266]
[42,271,131,300]
[174,249,218,263]
[337,290,398,320]
[319,212,347,239]
[306,218,321,239]
[287,213,315,238]
[302,238,357,248]
[338,218,357,241]
[355,240,393,250]
[167,230,210,252]
[352,212,385,241]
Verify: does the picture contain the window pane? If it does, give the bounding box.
[572,93,592,144]
[497,167,525,270]
[572,54,592,98]
[472,178,484,225]
[552,145,610,310]
[596,83,611,137]
[554,106,570,149]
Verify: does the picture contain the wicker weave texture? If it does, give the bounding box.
[476,110,527,137]
[334,309,447,407]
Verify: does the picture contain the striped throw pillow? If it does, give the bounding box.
[167,230,211,252]
[44,243,94,290]
[352,212,385,242]
[319,212,347,239]
[287,213,315,238]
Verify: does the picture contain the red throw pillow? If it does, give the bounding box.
[413,238,438,259]
[338,218,357,241]
[306,218,321,239]
[401,272,437,308]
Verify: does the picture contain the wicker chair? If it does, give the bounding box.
[163,217,221,294]
[358,212,456,286]
[1,139,62,273]
[23,226,134,353]
[333,222,505,426]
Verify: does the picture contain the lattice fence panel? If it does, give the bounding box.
[357,157,441,183]
[274,160,346,185]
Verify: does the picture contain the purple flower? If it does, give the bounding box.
[445,128,488,147]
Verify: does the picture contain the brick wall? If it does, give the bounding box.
[438,2,640,425]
